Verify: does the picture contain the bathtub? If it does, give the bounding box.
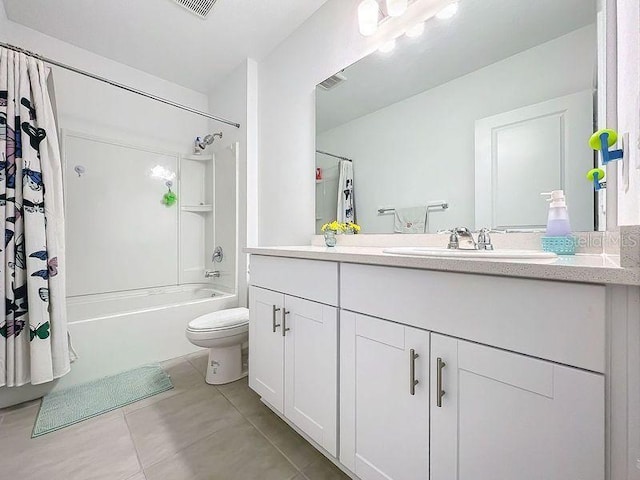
[60,284,239,389]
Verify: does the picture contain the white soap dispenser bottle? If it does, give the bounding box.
[540,190,572,236]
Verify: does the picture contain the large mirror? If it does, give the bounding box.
[315,0,603,234]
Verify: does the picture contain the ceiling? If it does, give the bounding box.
[317,0,597,132]
[2,0,329,92]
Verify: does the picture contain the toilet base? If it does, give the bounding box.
[205,344,247,385]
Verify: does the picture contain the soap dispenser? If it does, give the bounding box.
[540,190,576,255]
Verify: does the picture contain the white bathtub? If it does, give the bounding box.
[67,284,233,323]
[60,284,239,389]
[0,284,239,408]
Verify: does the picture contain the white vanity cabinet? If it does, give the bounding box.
[340,311,429,480]
[249,254,610,480]
[430,334,604,480]
[249,256,338,456]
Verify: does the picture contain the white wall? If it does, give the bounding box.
[317,26,596,234]
[616,0,640,226]
[1,17,208,155]
[207,59,259,305]
[258,0,455,245]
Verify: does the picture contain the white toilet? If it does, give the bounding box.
[185,307,249,385]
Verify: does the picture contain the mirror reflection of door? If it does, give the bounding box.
[475,90,594,231]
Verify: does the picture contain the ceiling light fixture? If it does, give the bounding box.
[386,0,408,17]
[405,22,425,38]
[378,39,397,53]
[436,2,459,20]
[358,0,380,36]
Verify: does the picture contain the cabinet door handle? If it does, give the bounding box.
[410,349,419,395]
[282,309,291,337]
[436,357,446,407]
[272,305,281,333]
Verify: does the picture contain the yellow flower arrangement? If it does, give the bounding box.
[345,222,361,234]
[321,221,361,234]
[321,221,346,233]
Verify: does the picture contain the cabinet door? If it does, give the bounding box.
[340,311,429,480]
[284,296,338,456]
[430,334,604,480]
[249,286,285,412]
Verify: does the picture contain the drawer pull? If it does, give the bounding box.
[272,305,281,333]
[410,349,419,395]
[282,309,291,337]
[436,357,446,407]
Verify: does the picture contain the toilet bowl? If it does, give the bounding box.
[185,307,249,385]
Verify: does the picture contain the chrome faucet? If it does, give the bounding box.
[443,227,496,250]
[447,227,477,250]
[205,270,221,278]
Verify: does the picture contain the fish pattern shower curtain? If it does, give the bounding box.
[0,48,70,387]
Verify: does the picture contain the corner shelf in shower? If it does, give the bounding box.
[182,154,213,162]
[181,204,213,213]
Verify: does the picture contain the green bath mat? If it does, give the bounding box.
[32,364,173,437]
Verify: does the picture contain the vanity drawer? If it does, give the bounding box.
[340,263,606,372]
[250,255,338,306]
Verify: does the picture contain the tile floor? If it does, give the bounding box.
[0,351,351,480]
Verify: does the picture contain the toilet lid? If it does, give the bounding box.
[188,307,249,331]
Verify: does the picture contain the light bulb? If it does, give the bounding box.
[378,39,396,53]
[386,0,408,17]
[358,0,379,36]
[436,2,459,19]
[405,22,425,38]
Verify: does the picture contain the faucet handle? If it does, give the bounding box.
[477,228,501,250]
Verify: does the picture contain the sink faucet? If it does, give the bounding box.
[447,227,477,250]
[444,227,496,250]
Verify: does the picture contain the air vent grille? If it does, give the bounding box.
[173,0,218,18]
[319,73,347,91]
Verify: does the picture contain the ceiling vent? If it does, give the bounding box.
[172,0,218,18]
[318,73,347,91]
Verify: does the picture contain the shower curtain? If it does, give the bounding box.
[0,48,71,387]
[337,160,355,224]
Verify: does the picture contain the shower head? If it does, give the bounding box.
[195,132,223,153]
[203,132,223,145]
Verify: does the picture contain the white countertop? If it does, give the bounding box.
[245,245,640,286]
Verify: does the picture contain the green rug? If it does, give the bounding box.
[32,364,173,437]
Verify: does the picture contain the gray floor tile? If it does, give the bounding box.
[0,407,140,480]
[126,387,246,468]
[144,422,298,480]
[248,409,322,469]
[216,376,271,417]
[123,357,213,414]
[125,473,147,480]
[187,350,209,376]
[302,456,351,480]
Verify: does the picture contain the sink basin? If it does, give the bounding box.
[382,247,557,261]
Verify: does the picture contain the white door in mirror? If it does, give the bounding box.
[383,247,557,261]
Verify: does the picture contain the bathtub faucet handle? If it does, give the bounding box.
[212,246,224,263]
[205,270,221,278]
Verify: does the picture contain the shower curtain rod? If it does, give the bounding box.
[0,41,241,129]
[316,150,352,162]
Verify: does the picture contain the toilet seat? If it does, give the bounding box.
[186,307,249,341]
[187,307,249,332]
